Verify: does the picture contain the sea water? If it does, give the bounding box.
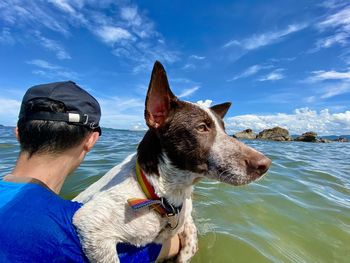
[1,126,349,262]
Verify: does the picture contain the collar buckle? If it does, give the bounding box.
[165,211,180,230]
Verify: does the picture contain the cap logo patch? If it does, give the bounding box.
[68,113,81,123]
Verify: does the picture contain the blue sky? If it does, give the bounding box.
[0,0,350,135]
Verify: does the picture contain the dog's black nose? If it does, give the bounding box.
[245,155,272,176]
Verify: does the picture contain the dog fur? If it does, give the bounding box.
[73,61,271,263]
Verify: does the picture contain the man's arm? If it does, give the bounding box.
[157,235,181,261]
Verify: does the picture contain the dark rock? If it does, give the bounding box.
[333,137,349,142]
[257,126,292,141]
[295,132,318,142]
[318,138,331,143]
[234,129,257,139]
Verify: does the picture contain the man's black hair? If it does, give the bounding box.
[17,98,92,157]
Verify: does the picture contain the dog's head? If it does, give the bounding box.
[142,61,271,186]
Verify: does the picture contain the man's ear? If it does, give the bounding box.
[210,102,232,118]
[14,127,19,141]
[84,131,99,152]
[145,61,177,129]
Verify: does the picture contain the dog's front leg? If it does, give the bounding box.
[176,216,198,263]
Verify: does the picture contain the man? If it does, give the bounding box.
[0,81,179,262]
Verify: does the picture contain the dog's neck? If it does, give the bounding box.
[137,130,198,207]
[137,130,162,176]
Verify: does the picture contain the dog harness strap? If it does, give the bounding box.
[128,161,167,215]
[127,161,181,217]
[135,161,159,200]
[127,198,162,210]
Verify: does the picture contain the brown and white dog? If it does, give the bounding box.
[73,61,271,263]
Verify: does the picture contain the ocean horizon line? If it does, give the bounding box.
[1,124,349,138]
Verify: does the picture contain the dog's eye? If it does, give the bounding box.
[197,123,209,132]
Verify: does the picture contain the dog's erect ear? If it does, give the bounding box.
[210,102,231,118]
[145,61,177,129]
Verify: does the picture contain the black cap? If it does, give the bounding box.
[19,81,102,135]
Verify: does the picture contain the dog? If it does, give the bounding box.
[73,61,271,263]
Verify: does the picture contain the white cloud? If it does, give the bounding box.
[34,32,71,60]
[97,96,145,129]
[27,59,79,79]
[305,96,316,103]
[309,70,350,81]
[190,55,206,60]
[259,69,285,81]
[319,5,350,29]
[182,63,196,70]
[315,32,348,49]
[321,82,350,98]
[0,27,14,44]
[95,26,133,45]
[301,69,350,99]
[223,40,241,48]
[0,1,70,35]
[120,6,142,27]
[269,57,296,62]
[226,108,350,135]
[131,122,147,131]
[196,100,213,108]
[171,78,196,84]
[27,59,58,70]
[320,0,349,9]
[224,23,307,50]
[0,97,21,126]
[113,43,178,73]
[0,98,21,114]
[90,4,177,71]
[48,0,76,15]
[229,64,273,81]
[0,1,178,72]
[47,0,87,25]
[314,5,350,50]
[178,86,200,98]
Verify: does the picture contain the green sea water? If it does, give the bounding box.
[1,126,349,262]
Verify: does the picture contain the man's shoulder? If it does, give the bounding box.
[0,181,87,263]
[0,180,82,234]
[0,180,82,214]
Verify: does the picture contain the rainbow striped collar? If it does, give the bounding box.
[127,160,182,217]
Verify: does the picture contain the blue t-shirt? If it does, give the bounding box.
[0,181,161,263]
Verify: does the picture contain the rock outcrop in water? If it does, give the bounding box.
[333,137,349,142]
[232,127,349,143]
[256,126,292,141]
[319,138,332,143]
[295,132,318,142]
[234,129,256,139]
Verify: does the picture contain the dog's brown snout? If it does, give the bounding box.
[244,149,272,177]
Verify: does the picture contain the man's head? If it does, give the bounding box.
[17,81,101,157]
